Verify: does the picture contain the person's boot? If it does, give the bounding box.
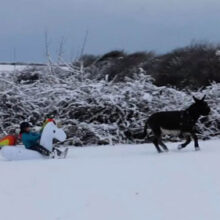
[54,147,62,157]
[49,151,56,159]
[54,147,68,159]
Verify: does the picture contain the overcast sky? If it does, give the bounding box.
[0,0,219,62]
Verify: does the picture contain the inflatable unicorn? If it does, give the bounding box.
[1,122,67,161]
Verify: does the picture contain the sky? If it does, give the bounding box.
[0,0,220,62]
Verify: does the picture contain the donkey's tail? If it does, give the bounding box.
[126,122,149,140]
[143,122,149,138]
[124,122,149,140]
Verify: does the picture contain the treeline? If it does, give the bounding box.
[77,42,220,90]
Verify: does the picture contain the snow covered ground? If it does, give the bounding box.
[0,64,27,72]
[0,140,220,220]
[0,64,70,73]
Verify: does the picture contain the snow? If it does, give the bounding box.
[0,64,26,72]
[142,93,153,102]
[0,140,220,220]
[0,64,71,73]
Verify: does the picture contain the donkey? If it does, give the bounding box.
[144,96,210,153]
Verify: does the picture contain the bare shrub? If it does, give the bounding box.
[147,43,220,89]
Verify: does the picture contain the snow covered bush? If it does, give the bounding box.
[0,64,219,146]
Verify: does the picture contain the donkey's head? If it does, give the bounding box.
[191,95,210,116]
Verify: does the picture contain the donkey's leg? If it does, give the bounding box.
[178,135,191,150]
[158,137,169,152]
[151,136,163,153]
[150,127,164,153]
[192,133,200,151]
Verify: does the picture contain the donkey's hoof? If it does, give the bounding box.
[177,144,183,150]
[195,147,200,151]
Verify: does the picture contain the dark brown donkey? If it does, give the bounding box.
[144,96,210,153]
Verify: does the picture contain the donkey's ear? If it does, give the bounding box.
[201,95,206,101]
[193,96,199,102]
